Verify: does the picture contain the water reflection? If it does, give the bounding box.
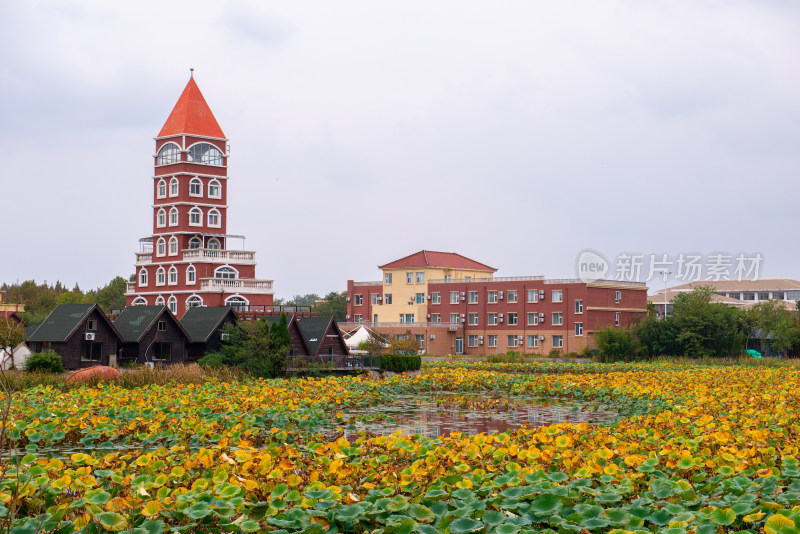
[332,392,617,439]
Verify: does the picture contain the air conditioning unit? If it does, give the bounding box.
[461,295,465,301]
[479,336,484,341]
[427,295,431,300]
[346,297,350,302]
[145,362,154,369]
[460,313,465,318]
[479,339,484,345]
[430,334,435,340]
[377,296,382,301]
[427,314,431,319]
[518,336,524,343]
[499,291,504,300]
[460,292,465,297]
[220,333,229,341]
[539,312,544,319]
[539,335,545,341]
[84,332,96,341]
[615,299,620,304]
[539,290,545,297]
[499,317,504,323]
[499,313,504,318]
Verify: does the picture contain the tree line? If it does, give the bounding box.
[595,287,800,361]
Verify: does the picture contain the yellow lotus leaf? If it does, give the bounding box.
[170,466,186,478]
[141,500,163,517]
[51,474,72,490]
[220,453,236,465]
[456,478,473,489]
[604,464,619,476]
[743,512,765,522]
[329,459,343,474]
[765,514,795,534]
[287,474,302,487]
[73,513,91,530]
[279,459,296,471]
[106,497,129,512]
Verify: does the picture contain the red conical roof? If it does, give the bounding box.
[158,77,226,139]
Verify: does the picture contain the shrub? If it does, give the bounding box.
[380,354,421,373]
[548,349,562,358]
[580,346,594,359]
[25,351,65,374]
[594,326,640,362]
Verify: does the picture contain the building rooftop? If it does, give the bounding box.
[378,250,496,272]
[665,278,800,292]
[158,77,226,139]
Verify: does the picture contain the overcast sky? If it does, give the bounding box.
[1,0,798,298]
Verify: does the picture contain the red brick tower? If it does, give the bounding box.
[125,76,274,316]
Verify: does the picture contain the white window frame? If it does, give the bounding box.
[354,314,362,323]
[552,312,563,326]
[371,294,380,305]
[156,237,166,257]
[155,296,166,306]
[615,312,620,326]
[488,335,497,348]
[552,335,563,348]
[208,208,221,228]
[189,207,202,227]
[189,177,203,197]
[552,290,563,303]
[139,268,148,287]
[207,238,220,249]
[384,294,392,305]
[168,266,178,285]
[575,300,584,314]
[157,143,181,166]
[615,291,622,303]
[208,179,221,199]
[186,295,203,308]
[169,177,179,197]
[575,322,583,336]
[431,292,441,304]
[468,291,478,304]
[450,291,459,304]
[527,312,538,326]
[132,297,148,306]
[507,290,518,303]
[384,273,392,284]
[156,267,166,286]
[527,289,539,303]
[167,295,177,314]
[508,312,518,326]
[468,335,479,347]
[488,290,498,304]
[186,264,196,284]
[156,208,166,227]
[488,313,498,326]
[214,265,238,279]
[415,293,424,304]
[406,272,414,284]
[468,313,478,326]
[225,295,250,311]
[415,272,424,283]
[449,313,459,324]
[431,313,441,323]
[168,236,178,256]
[157,178,167,198]
[354,294,363,305]
[189,236,202,249]
[528,335,538,348]
[507,335,518,348]
[169,207,179,226]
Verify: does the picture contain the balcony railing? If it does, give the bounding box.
[200,278,274,293]
[428,276,545,284]
[339,321,463,329]
[353,281,383,286]
[135,253,152,265]
[125,281,136,294]
[544,278,646,287]
[182,248,256,263]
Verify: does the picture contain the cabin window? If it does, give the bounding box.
[87,320,95,331]
[81,342,102,361]
[157,320,166,331]
[152,342,171,361]
[328,346,334,355]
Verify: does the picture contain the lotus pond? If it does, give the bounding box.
[3,362,800,534]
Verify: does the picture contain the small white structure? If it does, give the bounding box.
[343,325,387,351]
[1,343,32,370]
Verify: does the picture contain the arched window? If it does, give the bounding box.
[208,208,221,228]
[207,238,220,250]
[215,266,237,279]
[132,297,148,306]
[156,208,166,227]
[189,237,202,249]
[157,178,167,198]
[167,295,177,314]
[169,207,179,226]
[225,295,249,312]
[157,143,180,165]
[155,295,165,306]
[168,236,178,256]
[190,177,202,196]
[186,295,203,308]
[187,143,224,166]
[186,264,196,284]
[139,268,148,286]
[168,266,178,285]
[169,177,179,197]
[156,267,166,286]
[189,207,202,226]
[208,179,221,198]
[156,237,166,257]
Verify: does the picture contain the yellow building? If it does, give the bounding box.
[0,291,24,313]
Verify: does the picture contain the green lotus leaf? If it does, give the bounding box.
[448,517,484,534]
[184,502,212,520]
[529,493,564,516]
[710,508,736,526]
[408,504,436,523]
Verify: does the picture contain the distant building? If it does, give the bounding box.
[181,306,239,360]
[345,250,648,355]
[114,306,191,364]
[0,291,24,313]
[649,278,800,316]
[125,76,274,317]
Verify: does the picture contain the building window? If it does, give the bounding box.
[401,314,414,323]
[450,313,459,323]
[468,291,478,304]
[468,335,479,347]
[552,290,563,303]
[168,266,178,285]
[488,290,498,303]
[406,272,413,284]
[189,236,201,249]
[155,296,165,306]
[189,207,202,226]
[431,313,441,323]
[528,335,538,348]
[615,312,620,326]
[384,273,392,284]
[186,265,196,284]
[157,178,167,198]
[156,267,166,286]
[431,292,441,304]
[507,290,518,303]
[225,296,248,312]
[575,322,583,336]
[416,272,424,283]
[527,289,539,303]
[354,294,363,305]
[207,238,220,250]
[169,207,179,226]
[190,177,202,196]
[87,320,96,331]
[168,236,178,256]
[157,320,166,331]
[552,312,563,326]
[156,238,166,257]
[371,294,380,305]
[157,143,180,165]
[415,293,424,304]
[527,312,538,326]
[354,314,362,323]
[208,179,221,198]
[132,297,147,306]
[81,342,102,362]
[415,334,424,348]
[450,291,459,304]
[384,294,392,305]
[468,313,478,326]
[152,342,172,361]
[169,177,179,197]
[186,295,203,308]
[139,269,148,286]
[508,335,518,348]
[575,300,583,313]
[508,312,518,326]
[157,208,166,227]
[167,296,177,314]
[487,335,497,347]
[208,209,221,228]
[215,266,237,279]
[187,143,224,166]
[615,291,622,303]
[488,313,498,326]
[552,335,563,348]
[373,314,378,323]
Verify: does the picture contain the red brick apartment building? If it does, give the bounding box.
[125,76,274,317]
[344,251,648,355]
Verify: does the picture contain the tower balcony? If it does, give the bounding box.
[182,248,256,264]
[135,253,153,265]
[200,277,274,294]
[125,281,136,295]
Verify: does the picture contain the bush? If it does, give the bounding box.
[25,351,65,373]
[594,326,641,362]
[380,354,422,373]
[580,346,594,359]
[548,349,562,358]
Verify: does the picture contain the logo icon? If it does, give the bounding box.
[576,250,609,283]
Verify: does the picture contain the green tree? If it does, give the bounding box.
[671,287,746,358]
[749,300,800,357]
[0,315,26,369]
[314,291,347,322]
[635,315,681,357]
[594,326,640,362]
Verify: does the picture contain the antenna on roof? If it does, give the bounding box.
[190,67,194,78]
